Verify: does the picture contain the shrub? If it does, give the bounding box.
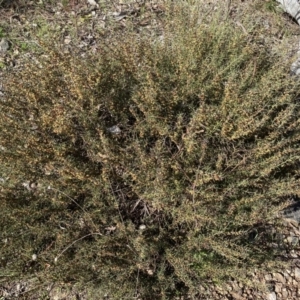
[1,2,300,298]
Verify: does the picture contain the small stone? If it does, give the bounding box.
[275,283,282,293]
[231,281,239,291]
[226,284,233,291]
[283,270,291,278]
[64,36,71,45]
[290,250,298,258]
[276,293,282,299]
[293,279,299,286]
[230,291,245,300]
[0,38,9,52]
[199,285,206,292]
[294,267,300,281]
[281,288,288,298]
[273,272,286,284]
[287,236,299,246]
[267,292,277,300]
[87,0,99,7]
[265,274,272,281]
[107,125,121,134]
[146,269,153,275]
[291,60,300,75]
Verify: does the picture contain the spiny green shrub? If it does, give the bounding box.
[1,2,300,298]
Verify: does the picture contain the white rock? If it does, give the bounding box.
[265,274,273,281]
[290,58,300,75]
[277,0,300,25]
[22,181,31,191]
[107,125,121,134]
[0,38,9,52]
[87,0,99,7]
[267,292,277,300]
[64,36,71,45]
[276,1,300,76]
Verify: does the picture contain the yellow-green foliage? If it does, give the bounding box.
[1,2,300,298]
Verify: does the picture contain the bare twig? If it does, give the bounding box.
[236,21,248,35]
[135,268,140,298]
[48,186,99,232]
[55,233,103,263]
[226,0,231,20]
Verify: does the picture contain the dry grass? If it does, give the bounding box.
[1,0,300,299]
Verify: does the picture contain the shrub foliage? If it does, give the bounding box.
[1,3,300,298]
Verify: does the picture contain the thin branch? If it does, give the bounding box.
[55,233,102,263]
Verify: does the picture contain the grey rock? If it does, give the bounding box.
[277,0,300,25]
[267,292,277,300]
[107,125,121,134]
[0,38,9,52]
[276,1,300,76]
[294,267,300,281]
[290,58,300,76]
[265,274,272,281]
[87,0,99,7]
[286,236,299,246]
[280,201,300,223]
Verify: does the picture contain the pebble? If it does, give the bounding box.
[87,0,99,7]
[230,291,244,300]
[64,36,71,45]
[290,250,298,258]
[294,267,300,281]
[287,235,299,245]
[275,283,282,293]
[0,38,9,52]
[231,280,240,291]
[107,125,121,134]
[273,272,286,284]
[281,288,288,298]
[283,270,291,276]
[265,274,272,281]
[267,292,277,300]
